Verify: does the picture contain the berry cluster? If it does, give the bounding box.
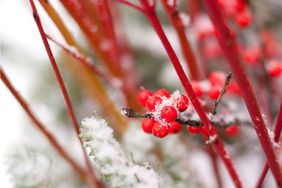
[136,87,241,139]
[137,89,189,138]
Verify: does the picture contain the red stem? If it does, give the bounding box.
[28,1,101,187]
[0,68,86,179]
[256,100,282,188]
[161,0,204,80]
[138,1,242,187]
[203,0,282,186]
[207,145,223,188]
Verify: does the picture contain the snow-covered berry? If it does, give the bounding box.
[161,106,178,122]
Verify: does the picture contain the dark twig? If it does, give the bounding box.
[121,107,253,128]
[212,72,232,115]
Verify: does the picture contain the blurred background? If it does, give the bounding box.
[1,0,282,187]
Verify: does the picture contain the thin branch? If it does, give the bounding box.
[0,68,86,179]
[203,1,282,185]
[121,107,253,128]
[28,1,101,187]
[255,100,282,188]
[212,72,232,114]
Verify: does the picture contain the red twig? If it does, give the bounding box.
[0,68,86,179]
[127,1,243,187]
[203,0,282,186]
[161,0,204,80]
[28,1,101,187]
[256,100,282,188]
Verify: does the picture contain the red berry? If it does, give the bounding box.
[227,81,241,95]
[191,82,203,97]
[208,87,221,100]
[175,95,189,112]
[187,126,201,135]
[146,95,162,111]
[235,11,252,28]
[152,123,169,138]
[209,71,225,87]
[242,47,261,65]
[169,122,182,134]
[235,0,246,12]
[155,89,170,98]
[225,125,239,137]
[141,119,156,134]
[137,89,153,106]
[161,106,178,122]
[267,60,282,78]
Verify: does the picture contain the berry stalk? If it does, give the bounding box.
[203,0,282,186]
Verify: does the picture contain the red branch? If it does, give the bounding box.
[203,0,282,186]
[0,68,86,179]
[161,0,204,80]
[28,1,102,187]
[256,100,282,188]
[135,1,243,187]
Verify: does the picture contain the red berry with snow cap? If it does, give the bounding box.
[137,89,153,106]
[161,106,178,122]
[141,119,156,134]
[169,122,182,134]
[146,95,162,111]
[175,95,189,112]
[152,123,169,138]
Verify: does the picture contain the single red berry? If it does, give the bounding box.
[242,47,261,65]
[191,82,203,97]
[161,106,178,122]
[155,89,170,98]
[146,95,162,111]
[225,125,239,137]
[209,71,225,87]
[137,89,153,106]
[187,126,201,135]
[208,87,221,100]
[152,123,169,138]
[235,11,252,28]
[267,60,282,78]
[227,81,241,95]
[175,95,189,112]
[141,119,156,134]
[235,0,246,13]
[169,122,182,134]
